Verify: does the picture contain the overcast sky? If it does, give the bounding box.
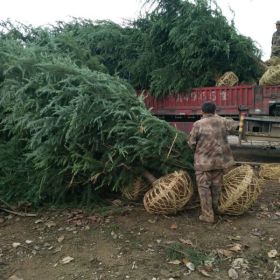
[1,0,279,60]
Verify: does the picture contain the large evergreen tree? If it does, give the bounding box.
[0,39,193,205]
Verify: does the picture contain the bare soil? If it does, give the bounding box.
[0,182,280,280]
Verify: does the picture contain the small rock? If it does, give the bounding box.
[268,249,278,258]
[12,243,21,248]
[45,221,56,228]
[61,256,74,264]
[111,231,117,239]
[228,268,239,279]
[185,261,195,271]
[57,236,65,243]
[232,258,249,269]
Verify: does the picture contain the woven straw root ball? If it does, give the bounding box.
[121,177,150,201]
[143,170,193,215]
[218,165,262,215]
[259,163,280,181]
[216,71,239,87]
[265,56,280,67]
[259,65,280,86]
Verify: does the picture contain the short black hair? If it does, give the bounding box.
[201,101,216,114]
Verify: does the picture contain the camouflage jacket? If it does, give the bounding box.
[271,30,280,57]
[188,114,238,171]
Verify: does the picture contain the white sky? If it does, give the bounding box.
[0,0,279,60]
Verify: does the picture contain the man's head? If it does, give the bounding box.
[201,101,216,114]
[276,20,280,30]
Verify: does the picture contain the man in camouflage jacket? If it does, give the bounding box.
[271,20,280,57]
[188,102,238,223]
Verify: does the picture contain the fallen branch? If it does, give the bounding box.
[0,208,37,217]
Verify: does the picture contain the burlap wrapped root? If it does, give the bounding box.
[143,170,193,214]
[216,71,239,87]
[259,65,280,86]
[218,165,262,215]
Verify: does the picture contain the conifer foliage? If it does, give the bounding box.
[0,39,193,204]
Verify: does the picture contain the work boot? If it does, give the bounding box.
[199,215,215,223]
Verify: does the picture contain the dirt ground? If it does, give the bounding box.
[0,180,280,280]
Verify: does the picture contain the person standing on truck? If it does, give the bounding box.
[271,20,280,57]
[188,101,238,223]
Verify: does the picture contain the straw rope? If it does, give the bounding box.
[259,163,280,181]
[216,71,239,87]
[143,170,193,214]
[218,165,262,215]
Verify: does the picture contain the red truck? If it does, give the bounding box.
[141,85,280,141]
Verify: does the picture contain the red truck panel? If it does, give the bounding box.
[140,85,280,133]
[142,85,255,116]
[261,85,280,115]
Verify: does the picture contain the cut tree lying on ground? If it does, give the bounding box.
[0,39,193,205]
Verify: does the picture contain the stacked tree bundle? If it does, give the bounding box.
[0,39,193,205]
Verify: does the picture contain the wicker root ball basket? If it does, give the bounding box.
[143,170,193,215]
[216,71,239,87]
[259,163,280,181]
[218,165,262,215]
[121,177,150,201]
[259,65,280,86]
